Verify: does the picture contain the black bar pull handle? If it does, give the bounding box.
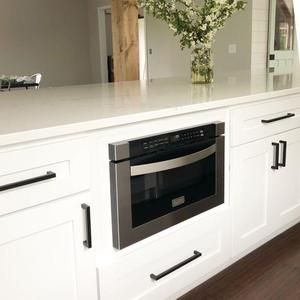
[150,250,202,281]
[0,171,56,192]
[271,142,280,170]
[279,140,287,167]
[81,204,92,249]
[261,113,295,124]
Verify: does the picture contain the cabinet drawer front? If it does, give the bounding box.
[231,95,300,146]
[100,208,231,300]
[0,138,91,216]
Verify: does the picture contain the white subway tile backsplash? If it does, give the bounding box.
[252,20,269,32]
[252,31,268,43]
[251,0,269,72]
[252,53,267,65]
[252,43,268,54]
[252,0,269,10]
[253,9,269,21]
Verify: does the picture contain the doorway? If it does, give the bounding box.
[98,6,148,83]
[268,0,295,74]
[98,6,113,83]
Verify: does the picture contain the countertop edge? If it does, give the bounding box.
[1,86,300,147]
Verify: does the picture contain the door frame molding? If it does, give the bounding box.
[97,5,111,83]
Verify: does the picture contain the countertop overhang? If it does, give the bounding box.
[1,72,300,146]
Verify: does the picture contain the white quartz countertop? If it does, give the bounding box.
[1,72,300,146]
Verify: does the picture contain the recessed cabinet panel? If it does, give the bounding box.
[99,207,231,300]
[232,127,300,258]
[0,195,97,300]
[231,139,273,256]
[0,223,77,300]
[270,128,300,229]
[0,138,91,216]
[231,95,300,146]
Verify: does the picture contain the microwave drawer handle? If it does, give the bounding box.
[261,113,295,124]
[131,144,216,177]
[150,250,202,281]
[0,171,56,192]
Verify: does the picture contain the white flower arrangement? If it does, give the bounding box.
[139,0,247,83]
[138,0,247,50]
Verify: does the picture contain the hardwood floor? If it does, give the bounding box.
[179,223,300,300]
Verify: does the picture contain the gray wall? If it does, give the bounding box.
[105,14,113,57]
[146,0,253,79]
[0,0,259,87]
[146,15,190,79]
[0,0,92,87]
[214,0,253,76]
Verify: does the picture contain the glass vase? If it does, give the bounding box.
[191,47,214,84]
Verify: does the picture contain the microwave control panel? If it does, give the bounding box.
[109,122,225,161]
[130,123,222,157]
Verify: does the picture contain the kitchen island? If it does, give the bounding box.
[0,71,300,300]
[0,72,300,146]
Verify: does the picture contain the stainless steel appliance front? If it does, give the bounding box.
[109,122,225,249]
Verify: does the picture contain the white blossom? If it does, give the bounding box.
[138,0,247,50]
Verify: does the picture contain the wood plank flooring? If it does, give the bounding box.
[179,223,300,300]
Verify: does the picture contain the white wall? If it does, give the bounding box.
[145,1,253,80]
[295,2,300,71]
[295,0,300,58]
[0,0,91,87]
[138,18,148,80]
[251,0,269,74]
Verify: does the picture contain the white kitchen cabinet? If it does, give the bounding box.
[99,206,231,300]
[230,94,300,146]
[269,128,300,230]
[231,138,274,256]
[0,138,91,216]
[231,127,300,257]
[0,194,97,300]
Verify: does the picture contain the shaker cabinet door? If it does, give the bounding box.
[231,128,300,258]
[231,138,274,256]
[269,128,300,230]
[0,195,97,300]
